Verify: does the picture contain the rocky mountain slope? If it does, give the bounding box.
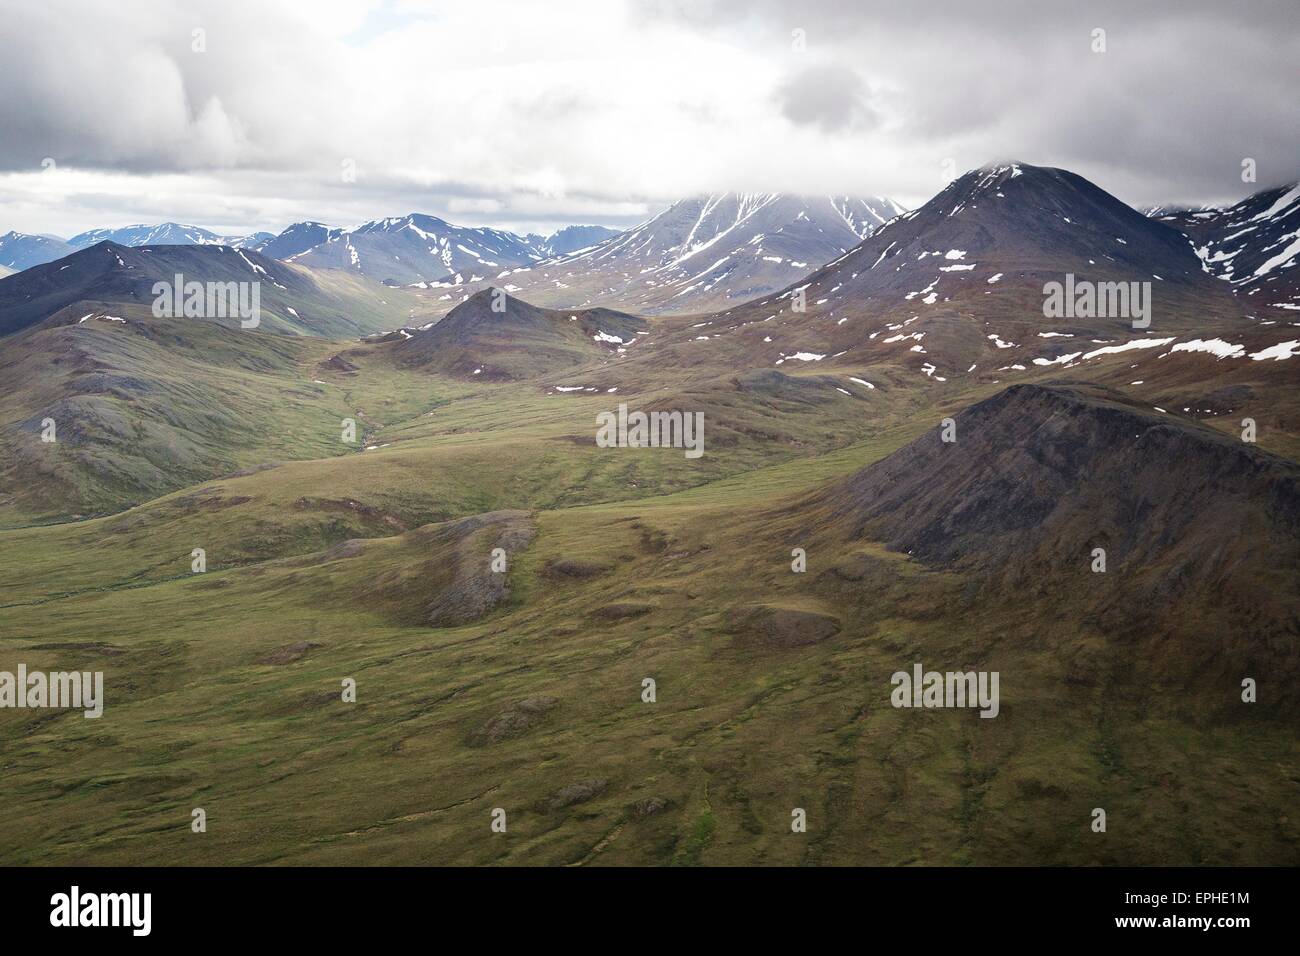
[415,193,905,316]
[290,213,542,286]
[1154,182,1300,311]
[391,287,646,380]
[0,231,76,271]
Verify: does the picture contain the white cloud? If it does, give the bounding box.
[0,0,1295,237]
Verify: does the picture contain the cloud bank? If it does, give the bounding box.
[1,0,1295,236]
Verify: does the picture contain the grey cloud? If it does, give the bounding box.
[774,63,878,133]
[639,0,1300,205]
[0,0,1296,235]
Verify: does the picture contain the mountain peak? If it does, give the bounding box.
[394,287,645,380]
[728,161,1232,359]
[286,213,540,284]
[807,380,1300,661]
[487,191,905,315]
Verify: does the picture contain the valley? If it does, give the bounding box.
[1,162,1297,867]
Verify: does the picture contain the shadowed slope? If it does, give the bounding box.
[0,241,417,338]
[798,381,1300,705]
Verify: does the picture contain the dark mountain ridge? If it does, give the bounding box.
[797,381,1300,705]
[0,240,412,338]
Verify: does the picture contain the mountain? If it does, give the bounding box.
[289,213,542,285]
[819,381,1299,582]
[391,287,646,380]
[1152,182,1300,311]
[250,219,618,278]
[775,162,1221,312]
[0,231,76,271]
[2,196,1297,867]
[446,193,906,316]
[0,240,417,338]
[0,312,352,519]
[1,224,275,275]
[235,231,276,249]
[802,380,1300,699]
[68,222,270,250]
[254,221,345,260]
[531,224,621,257]
[640,161,1250,382]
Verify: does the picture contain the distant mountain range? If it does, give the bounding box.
[415,193,907,315]
[0,232,77,271]
[0,198,902,314]
[0,223,270,272]
[5,168,1296,356]
[285,214,544,286]
[5,176,1296,327]
[0,218,620,283]
[68,222,274,250]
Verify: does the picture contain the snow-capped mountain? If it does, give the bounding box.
[287,214,542,286]
[528,224,621,258]
[68,222,270,250]
[751,163,1220,317]
[1153,183,1300,311]
[0,223,274,274]
[442,193,906,315]
[667,162,1245,382]
[0,231,76,272]
[254,221,345,260]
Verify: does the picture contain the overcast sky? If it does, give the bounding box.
[1,0,1296,238]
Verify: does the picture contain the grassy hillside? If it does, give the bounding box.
[1,417,1295,865]
[1,239,1297,867]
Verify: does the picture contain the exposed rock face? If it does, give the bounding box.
[543,558,611,580]
[591,602,652,621]
[1153,181,1300,311]
[547,778,608,810]
[424,510,535,627]
[468,696,559,746]
[726,604,842,649]
[631,796,670,818]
